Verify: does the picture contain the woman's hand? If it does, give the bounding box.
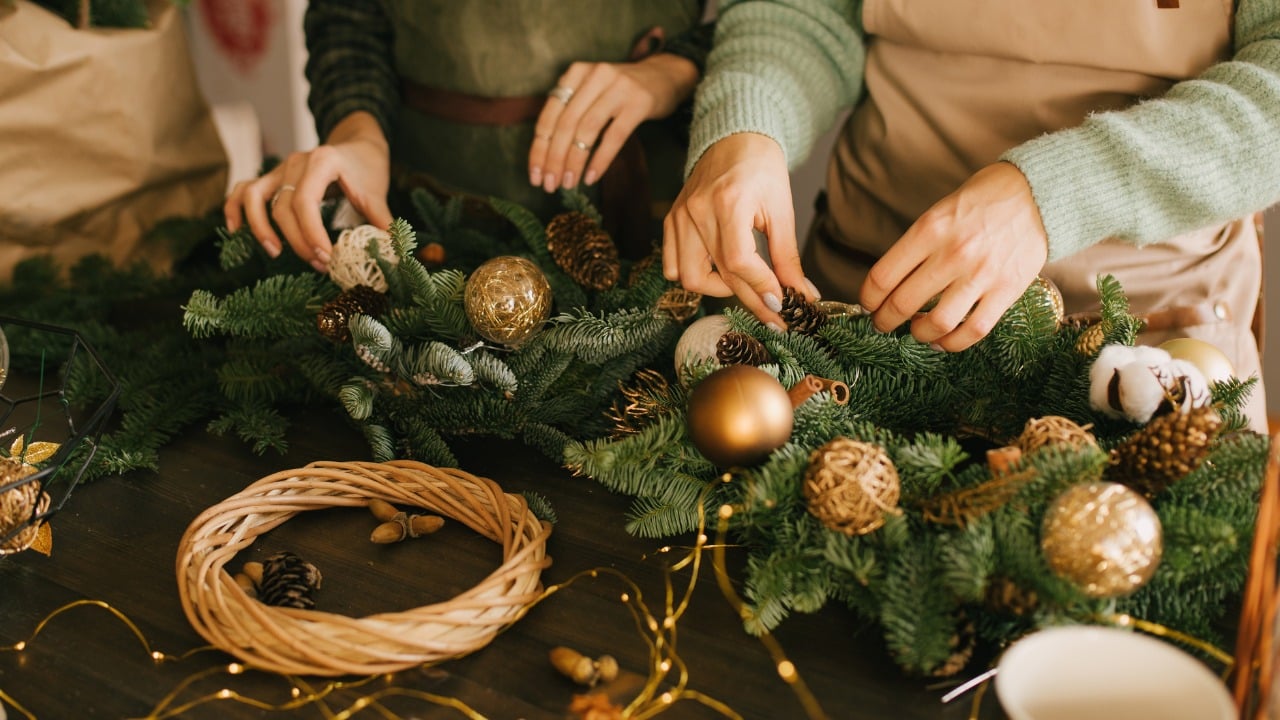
[529,53,698,192]
[859,161,1050,351]
[661,132,815,329]
[224,111,393,273]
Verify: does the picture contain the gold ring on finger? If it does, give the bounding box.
[573,139,591,151]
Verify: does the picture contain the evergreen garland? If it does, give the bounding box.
[564,276,1268,676]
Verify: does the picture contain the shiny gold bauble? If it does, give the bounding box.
[674,314,730,380]
[1158,337,1235,384]
[463,256,553,346]
[1041,482,1162,598]
[1030,276,1065,327]
[686,365,794,468]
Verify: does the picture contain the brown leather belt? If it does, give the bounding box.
[400,82,544,126]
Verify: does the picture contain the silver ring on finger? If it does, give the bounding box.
[549,85,575,104]
[270,184,296,211]
[573,139,591,151]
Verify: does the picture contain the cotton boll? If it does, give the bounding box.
[1114,364,1171,424]
[1090,345,1171,419]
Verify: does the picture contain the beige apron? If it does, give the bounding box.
[803,0,1266,430]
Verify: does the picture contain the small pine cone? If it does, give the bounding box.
[546,211,620,291]
[927,616,977,679]
[344,284,390,317]
[715,331,770,367]
[1075,322,1109,357]
[257,551,323,609]
[1107,404,1223,497]
[984,576,1039,617]
[780,286,828,336]
[317,285,389,343]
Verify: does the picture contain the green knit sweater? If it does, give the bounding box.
[688,0,1280,261]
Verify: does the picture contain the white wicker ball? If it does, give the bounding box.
[329,225,399,292]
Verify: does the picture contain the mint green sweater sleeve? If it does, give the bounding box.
[1002,0,1280,261]
[685,0,866,175]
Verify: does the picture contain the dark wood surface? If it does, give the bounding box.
[0,398,1003,719]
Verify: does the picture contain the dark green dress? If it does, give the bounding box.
[304,0,703,225]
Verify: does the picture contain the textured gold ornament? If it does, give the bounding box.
[1158,337,1236,384]
[1017,416,1098,457]
[1030,276,1065,327]
[803,438,901,536]
[686,365,794,468]
[1041,482,1162,598]
[0,457,48,555]
[463,256,553,346]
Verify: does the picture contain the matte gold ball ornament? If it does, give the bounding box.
[1041,482,1162,598]
[1158,337,1235,384]
[463,256,553,346]
[686,365,794,468]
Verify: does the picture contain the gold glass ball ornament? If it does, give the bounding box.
[1029,276,1065,327]
[1158,337,1235,385]
[1041,482,1162,598]
[674,314,731,381]
[463,256,553,346]
[686,365,794,468]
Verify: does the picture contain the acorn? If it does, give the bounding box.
[367,498,444,543]
[371,514,444,544]
[549,646,619,687]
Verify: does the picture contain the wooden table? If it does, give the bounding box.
[0,397,998,719]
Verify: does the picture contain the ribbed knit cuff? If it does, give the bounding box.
[1001,128,1131,262]
[685,76,805,177]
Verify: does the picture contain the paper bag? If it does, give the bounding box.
[0,0,228,282]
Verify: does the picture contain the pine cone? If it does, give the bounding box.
[715,331,770,367]
[546,212,620,291]
[317,285,389,343]
[1075,322,1108,357]
[927,616,977,678]
[780,286,827,336]
[257,551,323,609]
[984,576,1039,617]
[1107,404,1223,497]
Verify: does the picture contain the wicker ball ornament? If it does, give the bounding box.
[176,460,552,676]
[803,438,901,536]
[686,365,793,468]
[1017,416,1098,456]
[1041,482,1162,598]
[328,225,398,292]
[463,256,553,346]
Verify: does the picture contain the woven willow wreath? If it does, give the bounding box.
[176,460,552,676]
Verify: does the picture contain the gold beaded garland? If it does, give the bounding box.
[1041,482,1162,598]
[463,256,553,346]
[686,365,793,468]
[803,438,901,536]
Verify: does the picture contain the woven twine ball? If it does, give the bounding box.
[0,458,47,555]
[803,438,901,536]
[1017,416,1098,456]
[176,460,552,676]
[328,225,399,292]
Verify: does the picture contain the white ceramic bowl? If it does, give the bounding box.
[995,625,1235,720]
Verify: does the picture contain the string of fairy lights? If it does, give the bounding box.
[0,473,1240,720]
[0,482,827,720]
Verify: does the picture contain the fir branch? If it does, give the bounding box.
[207,404,290,455]
[467,350,519,394]
[522,491,558,524]
[539,308,674,364]
[486,196,588,310]
[557,187,603,225]
[183,274,332,339]
[216,226,260,270]
[400,341,475,387]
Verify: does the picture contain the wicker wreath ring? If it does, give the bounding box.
[176,460,552,676]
